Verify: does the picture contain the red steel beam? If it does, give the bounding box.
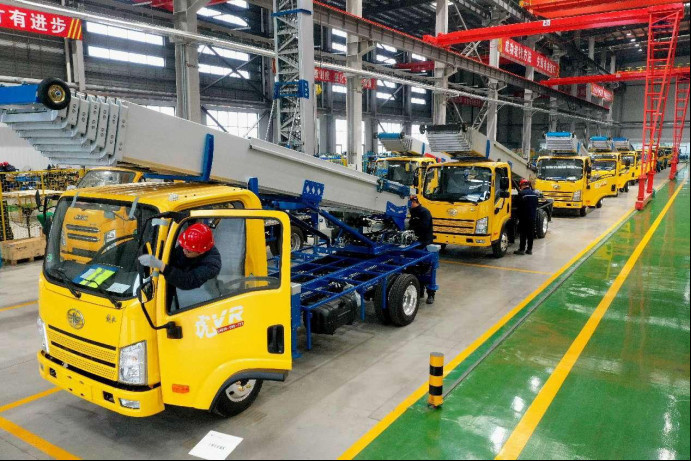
[394,61,436,72]
[423,3,684,46]
[521,0,682,19]
[542,67,690,86]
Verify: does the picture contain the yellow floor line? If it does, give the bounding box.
[440,260,552,276]
[495,178,687,460]
[0,300,37,313]
[0,388,60,414]
[338,207,636,460]
[0,416,79,460]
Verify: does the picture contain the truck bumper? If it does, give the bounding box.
[434,233,491,247]
[551,201,583,209]
[38,351,165,417]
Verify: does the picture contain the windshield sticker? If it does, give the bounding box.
[74,265,117,287]
[107,282,130,294]
[195,306,244,339]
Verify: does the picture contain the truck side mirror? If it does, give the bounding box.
[586,166,592,179]
[500,177,510,190]
[413,175,419,188]
[625,159,631,167]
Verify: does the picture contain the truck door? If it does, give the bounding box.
[155,209,292,409]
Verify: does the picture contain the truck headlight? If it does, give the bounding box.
[573,190,582,201]
[104,229,117,243]
[37,317,49,354]
[475,217,488,235]
[119,341,146,385]
[61,232,66,247]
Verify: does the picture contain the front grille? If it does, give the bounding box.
[47,326,118,381]
[67,248,98,259]
[66,224,99,233]
[433,218,475,235]
[541,191,574,201]
[67,233,99,242]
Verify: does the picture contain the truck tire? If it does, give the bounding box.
[212,379,263,417]
[439,243,447,252]
[290,227,305,252]
[596,199,603,209]
[387,274,421,327]
[579,207,587,217]
[372,275,396,325]
[624,182,629,193]
[37,77,71,110]
[535,210,548,239]
[491,226,509,258]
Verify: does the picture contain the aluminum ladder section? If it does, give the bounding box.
[424,124,532,179]
[589,136,614,151]
[545,132,589,156]
[613,137,633,151]
[0,92,406,214]
[377,132,437,157]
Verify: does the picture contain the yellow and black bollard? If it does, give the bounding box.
[428,352,444,408]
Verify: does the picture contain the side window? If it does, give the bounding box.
[167,217,281,313]
[494,168,506,203]
[194,201,245,211]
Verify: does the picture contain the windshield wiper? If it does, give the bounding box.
[49,267,82,299]
[80,279,122,308]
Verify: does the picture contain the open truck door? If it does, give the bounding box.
[154,209,292,416]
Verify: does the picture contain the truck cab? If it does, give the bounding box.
[534,155,618,216]
[417,160,514,257]
[619,150,641,185]
[375,156,437,192]
[62,167,150,263]
[589,152,631,192]
[38,182,292,418]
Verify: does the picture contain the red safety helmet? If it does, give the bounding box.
[519,179,531,188]
[178,223,214,253]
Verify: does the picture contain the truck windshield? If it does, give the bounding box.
[536,158,584,181]
[378,160,417,186]
[44,197,157,300]
[77,170,137,188]
[423,165,492,203]
[593,160,617,172]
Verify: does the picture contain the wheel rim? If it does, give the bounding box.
[500,232,508,252]
[542,216,548,235]
[47,84,66,104]
[290,233,301,251]
[402,284,418,316]
[225,379,256,402]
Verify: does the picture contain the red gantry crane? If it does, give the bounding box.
[423,1,685,210]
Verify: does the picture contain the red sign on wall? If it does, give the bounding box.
[0,4,82,39]
[448,95,484,108]
[315,67,377,90]
[498,38,559,78]
[591,83,613,102]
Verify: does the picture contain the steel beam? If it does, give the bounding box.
[542,67,691,86]
[424,4,684,46]
[311,1,609,114]
[433,0,449,125]
[523,0,680,18]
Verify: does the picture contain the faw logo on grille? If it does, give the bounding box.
[74,215,89,221]
[67,309,85,330]
[552,184,560,190]
[447,208,459,217]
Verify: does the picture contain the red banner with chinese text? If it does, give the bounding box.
[315,67,377,90]
[591,83,613,102]
[448,95,484,107]
[498,38,559,78]
[0,4,82,39]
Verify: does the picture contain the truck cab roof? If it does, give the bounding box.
[60,182,261,211]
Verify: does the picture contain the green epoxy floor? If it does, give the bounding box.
[355,177,690,460]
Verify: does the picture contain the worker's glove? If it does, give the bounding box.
[138,254,164,270]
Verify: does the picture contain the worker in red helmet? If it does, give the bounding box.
[514,179,539,256]
[138,223,222,290]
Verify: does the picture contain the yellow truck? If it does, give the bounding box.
[612,138,641,185]
[61,167,149,262]
[375,156,437,192]
[588,137,631,192]
[418,159,552,257]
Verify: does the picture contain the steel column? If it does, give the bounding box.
[346,0,364,168]
[669,75,690,180]
[173,0,204,123]
[486,39,499,143]
[433,0,449,125]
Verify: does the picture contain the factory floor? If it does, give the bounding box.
[0,169,688,460]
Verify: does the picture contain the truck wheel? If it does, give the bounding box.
[290,228,305,252]
[212,379,263,417]
[596,199,603,209]
[535,210,548,239]
[491,226,509,258]
[37,77,71,110]
[387,274,421,327]
[579,207,587,217]
[372,275,395,325]
[439,244,447,252]
[624,182,629,193]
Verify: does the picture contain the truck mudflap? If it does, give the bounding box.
[38,351,164,417]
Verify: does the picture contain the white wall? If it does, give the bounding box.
[0,124,49,171]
